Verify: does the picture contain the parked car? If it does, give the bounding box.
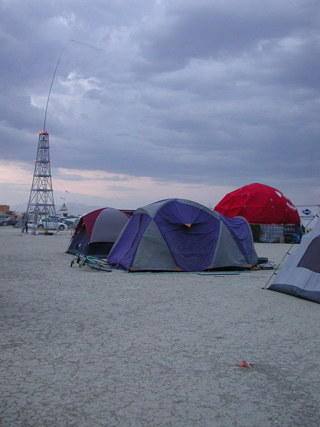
[0,217,19,226]
[28,218,67,231]
[60,218,78,229]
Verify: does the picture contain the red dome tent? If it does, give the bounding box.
[215,183,300,225]
[215,184,301,243]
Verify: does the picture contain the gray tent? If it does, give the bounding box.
[67,207,130,257]
[269,218,320,303]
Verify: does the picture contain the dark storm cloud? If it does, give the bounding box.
[0,0,319,204]
[136,0,318,70]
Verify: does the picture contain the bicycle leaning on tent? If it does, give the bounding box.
[70,250,112,272]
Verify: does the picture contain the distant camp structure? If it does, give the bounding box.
[67,208,132,257]
[215,183,301,243]
[58,202,68,217]
[269,218,320,304]
[108,198,258,272]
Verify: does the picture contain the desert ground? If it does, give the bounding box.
[1,226,319,426]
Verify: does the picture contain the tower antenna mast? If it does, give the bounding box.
[23,40,101,233]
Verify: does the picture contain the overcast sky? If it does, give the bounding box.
[1,0,319,212]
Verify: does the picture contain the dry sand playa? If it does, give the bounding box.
[1,226,319,427]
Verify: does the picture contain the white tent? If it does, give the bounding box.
[269,217,320,303]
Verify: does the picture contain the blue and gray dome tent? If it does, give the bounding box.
[269,218,320,303]
[108,199,258,272]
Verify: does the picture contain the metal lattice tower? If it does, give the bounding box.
[23,131,57,228]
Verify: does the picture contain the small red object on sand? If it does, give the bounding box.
[240,360,251,368]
